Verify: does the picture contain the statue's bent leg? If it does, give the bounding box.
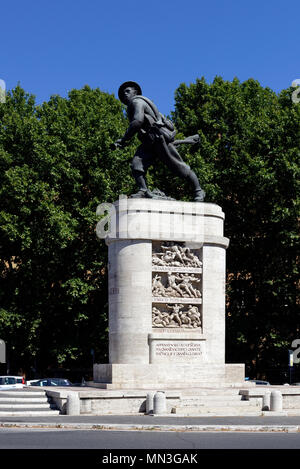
[186,169,206,202]
[130,145,154,198]
[157,141,206,202]
[132,170,147,191]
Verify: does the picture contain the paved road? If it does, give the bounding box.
[1,413,300,462]
[1,427,300,450]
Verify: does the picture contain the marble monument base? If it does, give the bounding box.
[93,363,245,389]
[94,198,245,390]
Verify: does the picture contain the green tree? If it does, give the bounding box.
[0,85,135,377]
[171,77,300,381]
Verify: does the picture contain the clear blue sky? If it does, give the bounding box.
[1,0,299,115]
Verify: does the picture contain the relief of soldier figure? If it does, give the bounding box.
[112,81,206,202]
[152,271,202,299]
[152,243,202,268]
[152,304,202,329]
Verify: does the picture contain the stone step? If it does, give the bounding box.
[180,396,260,404]
[179,400,260,408]
[282,409,300,416]
[0,409,60,416]
[0,397,48,404]
[0,389,59,416]
[181,395,243,402]
[186,387,248,392]
[0,391,46,398]
[172,406,263,416]
[0,403,51,409]
[181,390,247,397]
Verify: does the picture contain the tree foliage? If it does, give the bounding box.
[171,77,300,380]
[0,85,136,377]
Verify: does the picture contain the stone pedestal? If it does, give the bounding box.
[93,198,244,389]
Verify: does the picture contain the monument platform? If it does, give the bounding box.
[41,384,300,416]
[93,363,244,389]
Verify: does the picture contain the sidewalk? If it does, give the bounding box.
[1,414,300,432]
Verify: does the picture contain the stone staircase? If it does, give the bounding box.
[0,388,60,416]
[171,387,263,416]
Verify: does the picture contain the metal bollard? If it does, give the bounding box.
[262,391,271,411]
[153,391,166,414]
[66,392,80,415]
[146,391,156,414]
[270,390,282,412]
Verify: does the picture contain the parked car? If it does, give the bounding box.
[28,378,73,387]
[0,375,25,389]
[249,380,270,385]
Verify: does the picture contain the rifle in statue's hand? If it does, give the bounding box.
[173,134,200,146]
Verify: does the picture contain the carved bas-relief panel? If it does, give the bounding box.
[152,241,203,271]
[151,241,203,331]
[152,304,202,329]
[152,272,202,302]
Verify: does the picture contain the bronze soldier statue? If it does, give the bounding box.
[112,81,205,202]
